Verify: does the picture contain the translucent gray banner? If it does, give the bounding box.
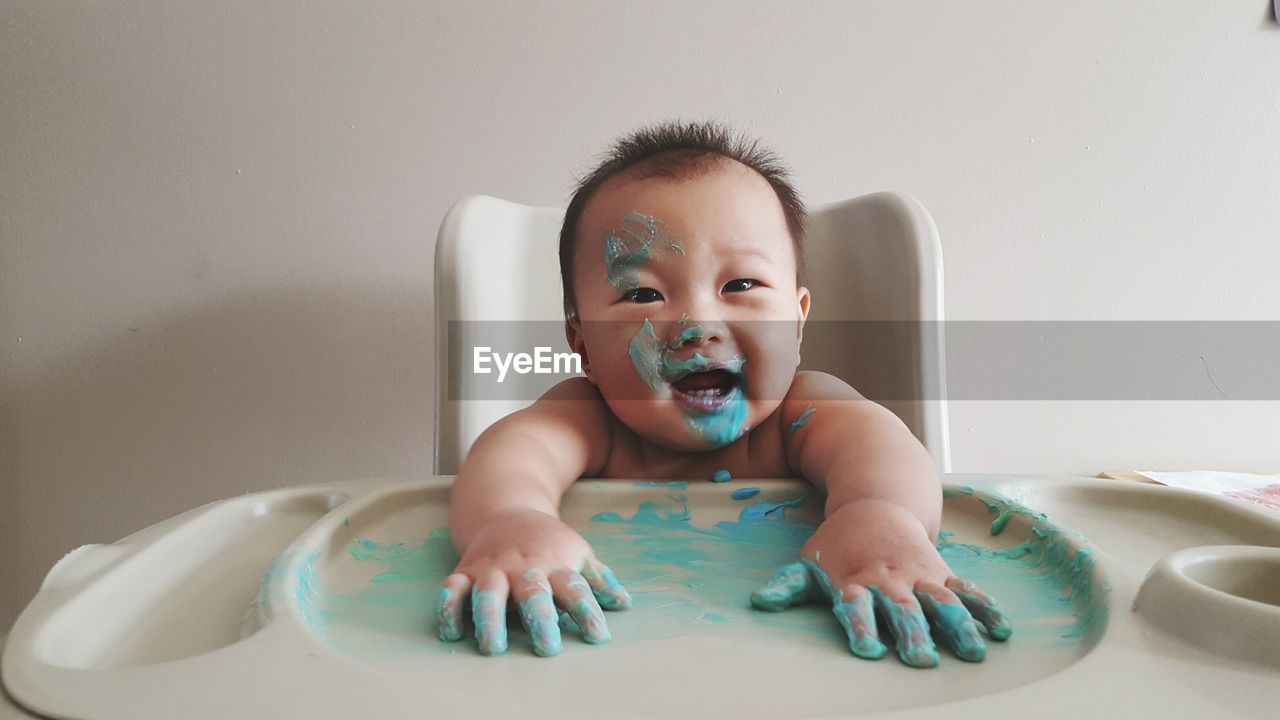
[444,321,1280,401]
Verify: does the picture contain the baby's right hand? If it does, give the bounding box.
[437,507,632,657]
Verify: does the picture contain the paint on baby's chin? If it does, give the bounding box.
[627,320,751,448]
[685,390,750,448]
[604,212,683,291]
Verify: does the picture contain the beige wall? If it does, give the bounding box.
[3,1,1278,629]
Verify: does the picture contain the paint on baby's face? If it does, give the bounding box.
[605,213,683,291]
[627,319,750,447]
[571,160,810,452]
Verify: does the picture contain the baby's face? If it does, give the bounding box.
[568,159,810,452]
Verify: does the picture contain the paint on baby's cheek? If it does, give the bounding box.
[604,212,683,291]
[628,319,669,390]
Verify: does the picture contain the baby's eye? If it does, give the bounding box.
[623,287,664,304]
[723,279,758,293]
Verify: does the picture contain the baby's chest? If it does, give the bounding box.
[599,413,795,480]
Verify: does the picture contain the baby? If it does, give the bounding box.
[437,121,1010,668]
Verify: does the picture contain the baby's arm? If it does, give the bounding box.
[439,378,632,657]
[752,371,1010,667]
[781,372,940,537]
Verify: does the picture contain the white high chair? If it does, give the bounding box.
[9,194,1280,720]
[434,191,951,475]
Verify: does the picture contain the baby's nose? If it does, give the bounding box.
[670,323,706,348]
[668,317,725,348]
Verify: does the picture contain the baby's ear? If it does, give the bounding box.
[564,318,596,382]
[795,286,812,344]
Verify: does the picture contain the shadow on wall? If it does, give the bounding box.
[0,284,435,630]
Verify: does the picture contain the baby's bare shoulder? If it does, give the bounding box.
[783,371,866,405]
[537,376,607,403]
[777,372,885,443]
[489,378,611,476]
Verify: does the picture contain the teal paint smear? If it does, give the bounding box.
[663,351,715,380]
[788,405,817,436]
[990,508,1018,535]
[794,558,887,659]
[870,585,939,668]
[940,492,1109,641]
[834,592,886,659]
[685,385,750,448]
[949,579,1012,642]
[568,599,610,643]
[629,319,669,390]
[627,321,720,392]
[518,593,562,657]
[635,481,689,489]
[918,593,985,662]
[587,493,818,630]
[738,494,806,522]
[626,318,750,448]
[712,469,732,483]
[670,326,704,347]
[472,588,508,655]
[284,489,1107,663]
[436,587,462,641]
[294,552,326,632]
[750,561,813,611]
[731,487,761,500]
[604,212,683,291]
[589,565,632,610]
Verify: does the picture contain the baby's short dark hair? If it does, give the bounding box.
[559,120,807,321]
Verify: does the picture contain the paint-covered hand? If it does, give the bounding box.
[749,499,1011,668]
[436,507,632,657]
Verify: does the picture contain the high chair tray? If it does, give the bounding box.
[4,474,1279,719]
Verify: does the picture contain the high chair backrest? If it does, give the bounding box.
[434,192,951,475]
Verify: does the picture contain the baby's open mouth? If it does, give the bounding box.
[670,369,742,411]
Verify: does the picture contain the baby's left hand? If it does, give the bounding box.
[750,499,1011,668]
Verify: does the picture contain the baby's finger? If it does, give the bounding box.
[946,576,1012,641]
[513,570,562,657]
[916,582,986,662]
[437,573,472,642]
[750,561,817,611]
[581,560,633,610]
[831,583,886,659]
[870,585,939,668]
[551,569,611,644]
[471,573,510,656]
